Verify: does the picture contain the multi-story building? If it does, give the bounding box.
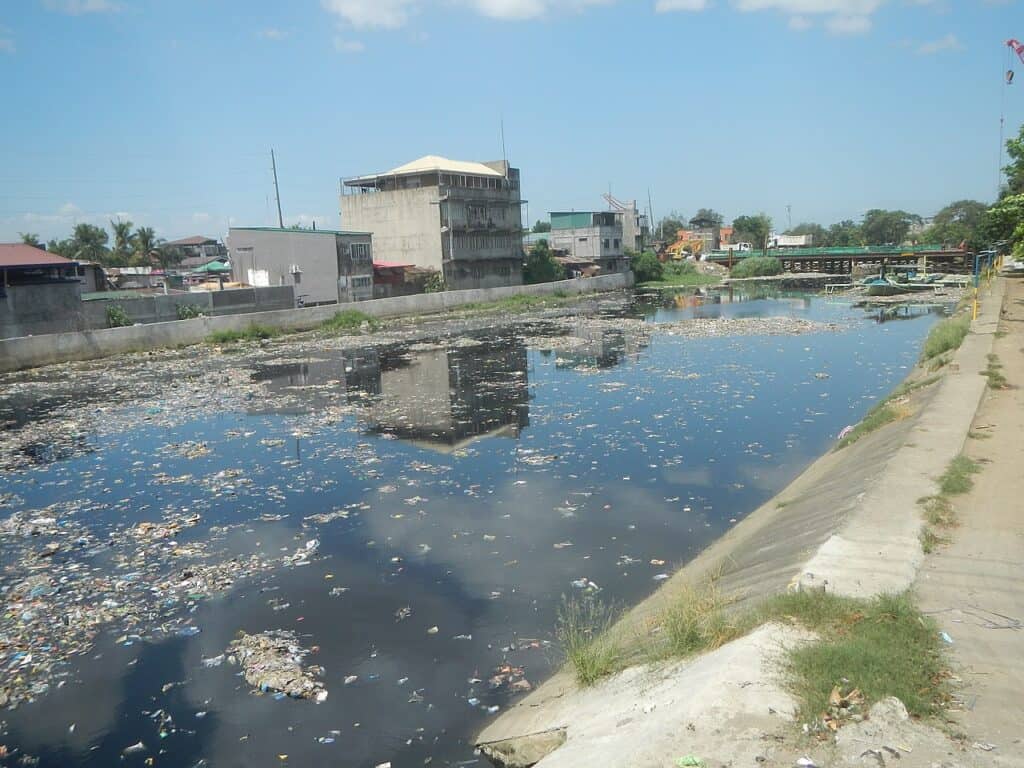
[603,196,649,253]
[548,211,628,274]
[165,236,228,270]
[341,155,524,291]
[227,227,373,306]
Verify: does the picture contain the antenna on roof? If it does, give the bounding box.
[271,149,284,229]
[500,116,508,178]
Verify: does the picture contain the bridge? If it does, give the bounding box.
[703,244,971,274]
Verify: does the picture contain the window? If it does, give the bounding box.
[603,239,610,249]
[352,276,372,288]
[614,239,620,249]
[578,237,588,243]
[350,243,370,262]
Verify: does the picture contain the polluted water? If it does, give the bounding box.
[0,289,949,766]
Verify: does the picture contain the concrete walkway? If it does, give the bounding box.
[916,276,1024,766]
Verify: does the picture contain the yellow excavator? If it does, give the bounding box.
[664,230,705,261]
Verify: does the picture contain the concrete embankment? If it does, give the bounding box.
[0,272,631,373]
[477,278,1005,767]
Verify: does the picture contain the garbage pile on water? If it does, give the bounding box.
[0,506,277,709]
[227,630,327,702]
[656,316,840,338]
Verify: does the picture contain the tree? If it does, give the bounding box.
[920,200,989,250]
[732,213,772,249]
[523,240,561,284]
[631,250,663,283]
[861,209,921,245]
[1003,123,1024,197]
[132,226,159,266]
[689,208,724,229]
[824,219,862,247]
[68,223,110,264]
[110,218,135,266]
[532,220,551,233]
[46,238,73,257]
[785,222,827,246]
[982,194,1024,253]
[19,233,44,248]
[153,244,184,273]
[657,211,687,241]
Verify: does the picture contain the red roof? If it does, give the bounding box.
[166,235,218,246]
[373,261,414,269]
[0,243,75,268]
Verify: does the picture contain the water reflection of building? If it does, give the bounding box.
[250,336,530,451]
[365,337,530,452]
[554,321,648,369]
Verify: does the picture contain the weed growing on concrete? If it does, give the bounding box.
[981,354,1009,389]
[778,593,947,723]
[207,325,280,344]
[652,577,746,660]
[920,495,957,528]
[967,429,992,440]
[835,404,902,449]
[106,304,132,328]
[938,455,981,496]
[921,315,970,361]
[321,310,379,333]
[920,527,950,553]
[556,594,621,687]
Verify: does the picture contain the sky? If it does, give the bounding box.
[1,0,1023,243]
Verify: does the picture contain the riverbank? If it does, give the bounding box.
[0,272,632,374]
[477,278,1005,766]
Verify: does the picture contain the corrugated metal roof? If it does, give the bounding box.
[166,235,219,246]
[373,261,414,269]
[0,243,75,268]
[229,227,372,237]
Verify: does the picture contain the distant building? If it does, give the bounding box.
[0,244,84,338]
[227,227,373,306]
[603,196,649,252]
[165,236,228,270]
[341,155,524,291]
[548,211,628,275]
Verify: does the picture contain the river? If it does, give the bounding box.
[0,289,946,768]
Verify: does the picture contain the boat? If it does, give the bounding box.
[863,277,906,296]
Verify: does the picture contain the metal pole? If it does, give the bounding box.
[271,149,284,229]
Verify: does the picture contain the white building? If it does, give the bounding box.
[341,155,524,291]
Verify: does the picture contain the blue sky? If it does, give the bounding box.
[1,0,1022,242]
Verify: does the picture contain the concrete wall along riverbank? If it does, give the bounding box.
[0,272,633,373]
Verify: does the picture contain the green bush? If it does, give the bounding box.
[729,256,782,279]
[321,309,379,333]
[423,271,446,293]
[631,250,664,283]
[663,260,697,277]
[176,303,204,320]
[207,324,279,344]
[921,315,970,361]
[106,304,131,328]
[524,240,562,284]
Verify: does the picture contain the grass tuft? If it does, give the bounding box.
[938,455,981,496]
[321,309,379,333]
[920,495,957,528]
[981,354,1009,389]
[556,594,621,686]
[778,593,947,723]
[207,324,280,344]
[921,315,970,361]
[653,576,747,660]
[836,404,902,449]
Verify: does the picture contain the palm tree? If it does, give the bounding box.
[70,223,111,264]
[110,219,135,265]
[132,226,159,266]
[19,232,44,248]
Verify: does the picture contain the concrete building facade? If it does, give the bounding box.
[548,211,628,274]
[341,155,524,291]
[227,227,373,306]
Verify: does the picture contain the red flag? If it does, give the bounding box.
[1009,39,1024,65]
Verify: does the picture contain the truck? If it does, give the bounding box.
[719,242,752,253]
[768,234,813,249]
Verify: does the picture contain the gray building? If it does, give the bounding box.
[227,227,373,306]
[341,155,524,291]
[548,211,629,274]
[604,195,649,253]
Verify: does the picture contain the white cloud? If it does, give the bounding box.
[788,14,811,29]
[655,0,709,12]
[57,202,83,217]
[467,0,615,18]
[333,36,366,52]
[257,28,288,40]
[322,0,415,29]
[824,13,871,33]
[41,0,120,14]
[916,32,962,54]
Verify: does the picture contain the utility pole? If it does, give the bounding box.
[648,188,656,241]
[271,149,284,229]
[786,204,792,231]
